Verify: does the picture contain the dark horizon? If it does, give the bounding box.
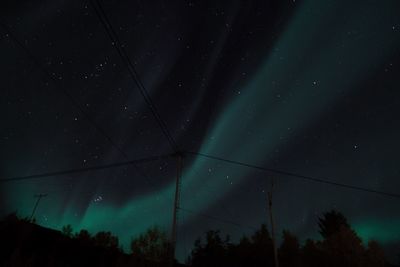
[1,209,397,266]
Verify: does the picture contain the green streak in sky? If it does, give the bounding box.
[354,219,400,244]
[179,0,399,217]
[5,0,400,256]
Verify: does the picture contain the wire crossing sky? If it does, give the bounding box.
[1,0,400,263]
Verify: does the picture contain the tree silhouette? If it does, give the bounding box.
[328,226,365,266]
[130,226,169,263]
[279,230,300,267]
[318,211,365,267]
[93,231,119,249]
[230,236,253,266]
[249,224,274,266]
[189,225,276,267]
[364,240,385,267]
[318,210,349,239]
[61,224,73,237]
[1,211,392,267]
[251,224,272,246]
[189,230,230,267]
[301,239,323,267]
[75,229,92,243]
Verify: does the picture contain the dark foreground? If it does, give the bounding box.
[0,215,182,267]
[0,212,399,267]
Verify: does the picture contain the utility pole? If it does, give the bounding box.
[267,179,279,267]
[170,152,183,266]
[29,193,47,222]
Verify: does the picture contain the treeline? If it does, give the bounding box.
[0,210,397,266]
[62,224,172,264]
[188,210,391,267]
[0,213,176,267]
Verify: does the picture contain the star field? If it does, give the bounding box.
[1,0,400,263]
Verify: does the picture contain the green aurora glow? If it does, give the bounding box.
[354,219,400,244]
[4,0,400,256]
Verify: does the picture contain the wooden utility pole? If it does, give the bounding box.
[170,152,183,266]
[29,193,47,222]
[268,179,279,267]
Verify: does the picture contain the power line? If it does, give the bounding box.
[184,151,400,199]
[4,9,180,234]
[2,12,398,229]
[0,154,173,183]
[0,20,130,161]
[87,6,183,260]
[0,19,164,191]
[89,0,179,153]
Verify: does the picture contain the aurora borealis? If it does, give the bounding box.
[1,0,400,263]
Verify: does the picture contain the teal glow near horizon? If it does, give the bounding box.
[354,219,400,244]
[4,0,400,257]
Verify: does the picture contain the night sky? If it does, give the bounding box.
[1,0,400,263]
